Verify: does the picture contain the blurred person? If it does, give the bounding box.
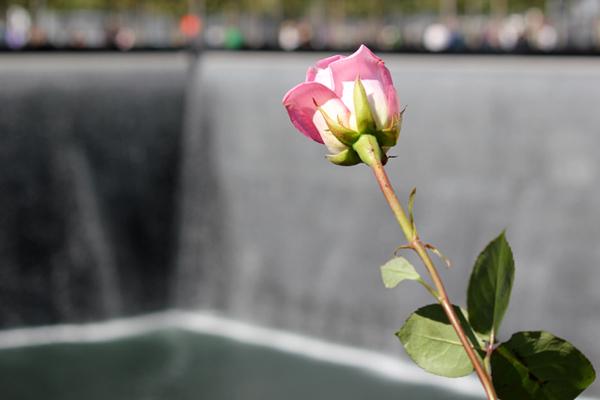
[445,17,466,51]
[481,18,502,51]
[423,22,451,52]
[309,22,329,50]
[535,23,558,51]
[376,25,402,51]
[104,21,120,50]
[5,5,31,49]
[224,24,243,49]
[115,27,136,51]
[204,23,226,48]
[402,19,426,51]
[462,16,487,51]
[28,25,53,50]
[296,20,313,50]
[279,20,301,51]
[0,17,5,47]
[103,20,135,51]
[497,14,526,52]
[68,29,86,49]
[523,8,558,51]
[242,15,266,50]
[596,17,600,49]
[179,13,203,45]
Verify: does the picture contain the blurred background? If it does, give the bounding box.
[1,1,600,399]
[1,0,600,53]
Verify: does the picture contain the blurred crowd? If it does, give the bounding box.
[1,0,600,52]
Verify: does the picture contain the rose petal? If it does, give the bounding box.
[330,44,400,128]
[312,98,351,154]
[328,45,384,96]
[316,54,345,69]
[306,54,344,90]
[282,82,348,144]
[378,60,400,119]
[385,83,400,122]
[363,80,389,129]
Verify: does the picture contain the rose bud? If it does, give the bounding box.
[282,45,402,166]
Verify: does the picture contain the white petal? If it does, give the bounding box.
[313,68,335,91]
[340,79,389,130]
[312,98,350,154]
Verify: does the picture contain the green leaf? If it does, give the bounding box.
[380,257,421,288]
[467,231,515,336]
[353,77,377,134]
[397,304,485,378]
[491,331,596,400]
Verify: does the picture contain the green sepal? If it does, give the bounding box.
[318,108,360,146]
[352,134,386,167]
[374,129,398,147]
[373,109,403,147]
[326,148,361,166]
[353,77,377,134]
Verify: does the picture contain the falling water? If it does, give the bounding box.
[63,144,122,316]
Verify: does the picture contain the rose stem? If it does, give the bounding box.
[362,139,498,400]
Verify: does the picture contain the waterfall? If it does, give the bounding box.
[62,144,122,316]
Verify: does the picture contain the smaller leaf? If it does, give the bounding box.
[491,331,596,400]
[380,257,421,288]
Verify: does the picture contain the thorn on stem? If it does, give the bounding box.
[425,243,452,268]
[393,243,414,256]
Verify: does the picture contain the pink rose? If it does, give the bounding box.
[282,45,401,165]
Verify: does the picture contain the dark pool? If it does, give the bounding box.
[0,318,480,400]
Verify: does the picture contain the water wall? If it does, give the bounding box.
[0,55,187,325]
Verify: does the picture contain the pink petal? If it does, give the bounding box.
[385,82,400,120]
[282,82,347,143]
[328,45,385,96]
[306,54,345,90]
[373,56,399,118]
[306,67,318,82]
[315,54,345,69]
